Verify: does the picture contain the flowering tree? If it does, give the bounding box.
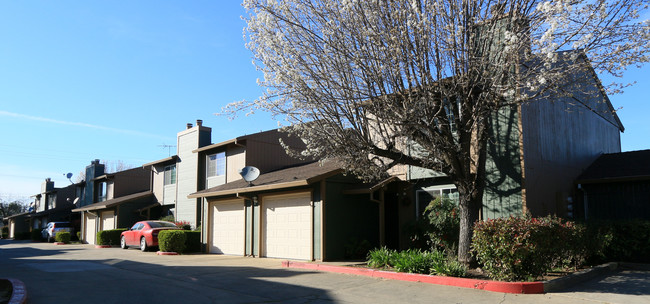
[225,0,649,263]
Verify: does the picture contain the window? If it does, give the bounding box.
[207,152,226,177]
[164,165,176,185]
[46,193,57,210]
[97,182,107,202]
[415,185,459,219]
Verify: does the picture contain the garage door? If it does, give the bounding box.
[209,199,245,255]
[100,210,115,231]
[85,213,97,245]
[263,192,312,260]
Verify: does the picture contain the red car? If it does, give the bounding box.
[120,221,181,251]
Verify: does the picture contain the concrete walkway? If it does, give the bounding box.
[1,240,649,303]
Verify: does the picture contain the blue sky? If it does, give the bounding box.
[0,2,648,201]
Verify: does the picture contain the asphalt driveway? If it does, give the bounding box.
[1,239,649,304]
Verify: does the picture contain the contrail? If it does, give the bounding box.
[0,110,172,140]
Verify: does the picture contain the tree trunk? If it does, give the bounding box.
[457,184,484,264]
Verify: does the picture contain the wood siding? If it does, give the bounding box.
[176,126,211,226]
[521,71,621,217]
[483,105,524,219]
[583,181,650,220]
[244,130,310,175]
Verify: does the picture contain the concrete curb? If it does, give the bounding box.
[282,261,544,294]
[156,251,179,255]
[543,262,618,292]
[6,278,27,304]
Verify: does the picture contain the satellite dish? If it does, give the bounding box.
[239,166,260,186]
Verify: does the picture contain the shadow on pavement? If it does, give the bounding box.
[1,240,335,303]
[561,268,650,296]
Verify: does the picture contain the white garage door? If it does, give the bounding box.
[85,213,97,245]
[100,210,115,231]
[209,199,245,255]
[263,192,312,260]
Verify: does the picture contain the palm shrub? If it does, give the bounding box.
[158,230,186,253]
[55,232,71,244]
[366,248,467,277]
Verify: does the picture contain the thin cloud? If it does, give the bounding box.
[0,110,171,140]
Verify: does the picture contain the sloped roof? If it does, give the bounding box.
[142,155,179,167]
[188,161,343,198]
[72,191,154,212]
[26,204,75,218]
[576,150,650,184]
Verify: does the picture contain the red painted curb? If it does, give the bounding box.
[282,261,544,294]
[53,242,65,245]
[7,278,27,304]
[94,245,112,248]
[156,251,179,255]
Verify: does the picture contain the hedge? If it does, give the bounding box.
[183,231,201,253]
[31,229,43,241]
[157,230,201,253]
[55,232,71,244]
[472,216,584,281]
[96,229,127,246]
[585,220,650,264]
[158,230,186,253]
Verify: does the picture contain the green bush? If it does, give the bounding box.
[344,238,372,260]
[585,220,650,263]
[366,247,466,277]
[183,231,201,253]
[76,231,82,241]
[2,226,8,238]
[406,197,460,253]
[55,232,71,244]
[158,230,186,253]
[472,216,584,281]
[31,229,43,241]
[159,215,175,222]
[14,231,31,240]
[96,229,127,246]
[367,247,396,268]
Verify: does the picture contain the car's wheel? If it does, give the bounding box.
[120,236,128,249]
[140,237,148,252]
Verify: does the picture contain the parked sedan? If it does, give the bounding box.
[120,221,181,252]
[42,222,73,242]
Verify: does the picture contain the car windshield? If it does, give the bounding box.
[148,221,177,228]
[53,223,71,227]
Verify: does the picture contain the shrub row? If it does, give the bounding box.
[471,216,650,281]
[405,197,460,253]
[472,216,585,281]
[55,232,71,243]
[31,229,43,241]
[367,247,467,277]
[158,230,201,253]
[97,229,127,246]
[585,220,650,264]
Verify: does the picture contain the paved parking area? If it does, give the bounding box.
[1,240,649,304]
